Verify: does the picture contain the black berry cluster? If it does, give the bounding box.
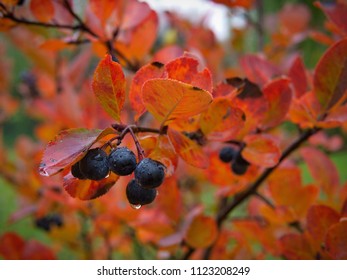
[35,214,63,232]
[219,146,250,175]
[71,147,165,207]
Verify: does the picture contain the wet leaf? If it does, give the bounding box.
[167,128,208,168]
[184,215,218,249]
[92,54,126,121]
[142,78,213,126]
[63,172,119,200]
[242,134,281,167]
[40,127,114,176]
[313,38,347,113]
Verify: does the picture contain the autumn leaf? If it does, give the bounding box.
[167,128,208,168]
[129,61,165,120]
[92,54,126,121]
[316,1,347,35]
[306,205,340,249]
[279,233,315,260]
[300,147,340,198]
[288,56,308,98]
[261,77,292,129]
[30,0,55,22]
[313,38,347,113]
[63,172,119,200]
[39,127,114,176]
[199,97,245,141]
[242,134,281,167]
[184,215,218,249]
[325,221,347,260]
[142,78,213,126]
[90,0,118,27]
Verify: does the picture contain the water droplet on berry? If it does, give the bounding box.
[104,173,110,178]
[130,204,141,210]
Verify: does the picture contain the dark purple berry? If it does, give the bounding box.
[71,162,87,179]
[126,179,157,206]
[79,148,109,180]
[219,146,237,163]
[134,158,165,189]
[35,214,63,232]
[108,147,137,176]
[231,154,249,175]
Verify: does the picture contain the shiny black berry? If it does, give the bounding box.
[71,162,87,179]
[108,147,137,176]
[134,158,165,189]
[126,179,157,206]
[79,148,109,180]
[219,146,237,163]
[231,154,250,175]
[35,214,63,232]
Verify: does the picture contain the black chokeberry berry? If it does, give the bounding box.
[134,158,165,189]
[35,214,63,232]
[231,153,250,175]
[126,179,157,206]
[71,162,87,179]
[108,147,137,176]
[219,146,237,163]
[79,148,109,181]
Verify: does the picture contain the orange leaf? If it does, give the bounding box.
[0,232,25,260]
[325,221,347,259]
[63,172,119,200]
[148,135,178,177]
[199,97,245,141]
[261,78,292,129]
[129,62,165,120]
[30,0,55,22]
[168,128,208,168]
[92,54,126,121]
[165,56,213,93]
[142,78,213,125]
[316,1,347,35]
[185,215,218,249]
[313,38,347,113]
[301,147,340,198]
[90,0,118,27]
[306,205,340,249]
[40,127,114,176]
[279,233,315,260]
[242,134,281,167]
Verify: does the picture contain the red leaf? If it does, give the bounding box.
[129,62,165,120]
[261,77,292,129]
[0,232,25,260]
[142,78,213,126]
[300,147,340,198]
[212,0,254,9]
[279,233,315,259]
[240,55,280,86]
[22,240,56,260]
[92,54,126,121]
[63,172,119,200]
[40,127,114,176]
[90,0,117,27]
[242,134,281,167]
[199,97,245,141]
[325,221,347,259]
[30,0,55,22]
[306,205,340,248]
[313,38,347,113]
[165,56,213,93]
[288,56,308,98]
[316,1,347,35]
[184,215,218,249]
[168,128,208,168]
